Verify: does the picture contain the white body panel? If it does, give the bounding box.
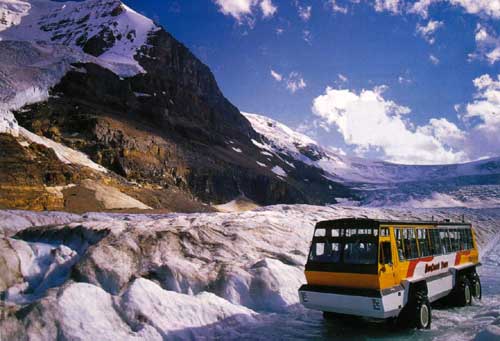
[299,288,404,319]
[426,274,454,302]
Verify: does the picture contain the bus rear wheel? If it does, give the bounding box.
[414,293,432,329]
[470,273,482,301]
[454,276,472,306]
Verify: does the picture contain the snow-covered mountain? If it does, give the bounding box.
[0,0,355,212]
[245,112,500,184]
[0,0,156,75]
[244,112,500,207]
[0,0,159,136]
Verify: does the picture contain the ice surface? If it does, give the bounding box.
[0,210,81,237]
[121,278,256,339]
[1,206,499,339]
[56,282,162,340]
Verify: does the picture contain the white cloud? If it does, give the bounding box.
[469,24,500,64]
[298,5,312,21]
[276,28,284,35]
[286,72,307,93]
[429,54,440,64]
[338,74,348,83]
[461,74,500,159]
[417,118,466,149]
[270,69,283,82]
[213,0,277,23]
[312,86,466,164]
[327,0,348,14]
[410,0,438,18]
[271,70,307,93]
[411,0,500,19]
[374,0,401,14]
[260,0,277,17]
[449,0,500,19]
[416,20,444,44]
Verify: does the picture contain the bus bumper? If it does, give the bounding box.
[298,285,403,319]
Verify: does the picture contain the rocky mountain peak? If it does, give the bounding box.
[0,0,157,76]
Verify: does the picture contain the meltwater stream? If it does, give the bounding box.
[222,235,500,341]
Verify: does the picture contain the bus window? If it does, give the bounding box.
[314,228,326,237]
[396,228,405,261]
[429,229,441,255]
[380,228,389,237]
[380,241,392,264]
[345,228,377,237]
[309,242,341,263]
[461,228,473,250]
[403,228,419,259]
[449,229,460,251]
[440,229,451,254]
[343,241,377,265]
[417,229,431,256]
[331,229,341,237]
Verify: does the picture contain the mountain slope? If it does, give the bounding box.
[0,0,353,211]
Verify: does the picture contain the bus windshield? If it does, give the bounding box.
[308,227,378,265]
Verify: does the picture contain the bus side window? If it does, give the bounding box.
[404,228,419,259]
[429,229,441,255]
[396,228,405,261]
[452,229,461,251]
[417,229,431,256]
[465,228,473,249]
[380,241,392,265]
[440,229,450,254]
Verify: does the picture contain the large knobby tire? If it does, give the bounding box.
[413,292,432,329]
[455,276,472,306]
[470,273,482,301]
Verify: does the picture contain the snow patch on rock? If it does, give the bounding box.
[271,165,287,177]
[19,127,107,172]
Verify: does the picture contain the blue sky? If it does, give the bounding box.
[124,0,500,165]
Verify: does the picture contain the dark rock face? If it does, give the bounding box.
[13,27,353,207]
[82,27,116,56]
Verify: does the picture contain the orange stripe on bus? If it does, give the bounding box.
[406,256,434,278]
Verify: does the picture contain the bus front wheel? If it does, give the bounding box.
[414,293,432,329]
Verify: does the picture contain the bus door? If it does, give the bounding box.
[378,227,399,289]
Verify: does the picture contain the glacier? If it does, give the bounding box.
[1,205,499,340]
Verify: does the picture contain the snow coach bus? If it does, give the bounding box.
[298,218,481,329]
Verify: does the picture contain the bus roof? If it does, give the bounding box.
[315,218,471,228]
